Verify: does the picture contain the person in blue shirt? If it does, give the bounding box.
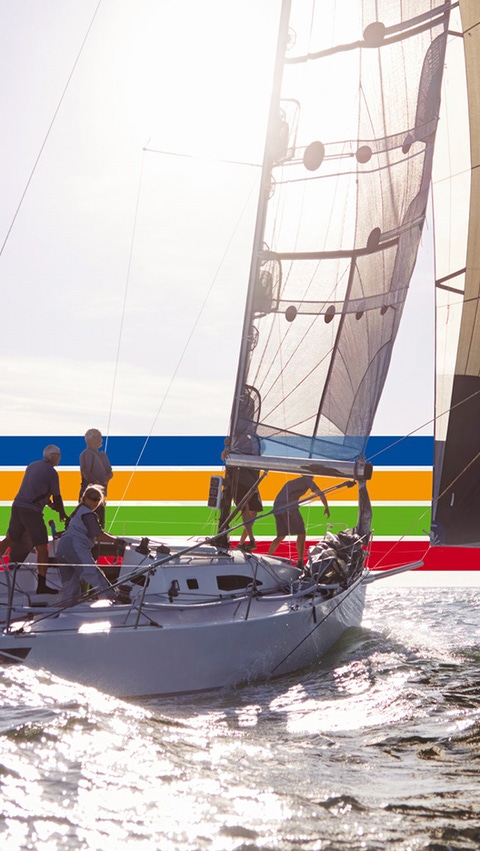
[0,444,67,594]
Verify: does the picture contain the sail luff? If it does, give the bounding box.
[432,1,480,546]
[227,0,292,444]
[217,1,292,539]
[457,2,480,376]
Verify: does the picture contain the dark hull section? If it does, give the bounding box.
[433,375,480,545]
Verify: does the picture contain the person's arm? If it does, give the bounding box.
[101,453,113,483]
[313,485,330,518]
[80,448,103,485]
[48,468,67,521]
[82,512,122,545]
[95,530,118,544]
[79,448,91,481]
[50,493,68,522]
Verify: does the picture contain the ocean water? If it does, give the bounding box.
[1,587,479,851]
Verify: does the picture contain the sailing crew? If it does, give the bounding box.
[268,475,330,568]
[56,485,122,604]
[233,468,263,552]
[79,428,113,527]
[221,438,263,551]
[0,444,67,594]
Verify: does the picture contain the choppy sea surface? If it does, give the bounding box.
[1,586,479,851]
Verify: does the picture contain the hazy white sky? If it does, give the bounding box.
[0,1,468,440]
[0,0,280,437]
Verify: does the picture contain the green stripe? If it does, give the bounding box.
[106,505,431,538]
[0,505,431,540]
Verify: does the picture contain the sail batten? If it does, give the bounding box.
[222,1,450,500]
[286,4,451,64]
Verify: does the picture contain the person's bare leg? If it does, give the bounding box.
[239,510,257,546]
[296,533,306,566]
[0,535,12,557]
[238,510,249,546]
[247,511,257,545]
[268,535,284,555]
[35,544,58,594]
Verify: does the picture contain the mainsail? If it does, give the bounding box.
[226,0,450,480]
[432,0,480,546]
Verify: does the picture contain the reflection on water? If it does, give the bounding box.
[0,588,479,850]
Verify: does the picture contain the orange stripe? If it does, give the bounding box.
[0,469,432,502]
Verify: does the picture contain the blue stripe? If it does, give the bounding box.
[366,436,433,466]
[0,435,433,467]
[0,436,225,467]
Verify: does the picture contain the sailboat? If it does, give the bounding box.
[0,0,476,698]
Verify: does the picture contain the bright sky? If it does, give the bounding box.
[0,1,468,440]
[0,0,279,437]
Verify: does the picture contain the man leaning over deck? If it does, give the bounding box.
[268,475,330,569]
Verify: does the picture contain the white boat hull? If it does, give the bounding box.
[0,539,303,611]
[0,578,366,697]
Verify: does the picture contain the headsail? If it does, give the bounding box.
[226,0,450,481]
[432,0,480,546]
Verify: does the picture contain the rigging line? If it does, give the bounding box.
[433,166,471,185]
[369,447,480,570]
[434,448,480,505]
[364,534,429,570]
[106,169,262,532]
[143,145,261,170]
[104,148,147,455]
[366,385,480,465]
[0,0,104,258]
[270,576,363,675]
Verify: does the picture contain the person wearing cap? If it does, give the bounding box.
[0,444,67,594]
[79,428,113,527]
[56,485,123,604]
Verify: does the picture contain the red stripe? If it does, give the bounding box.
[253,540,480,570]
[2,542,478,572]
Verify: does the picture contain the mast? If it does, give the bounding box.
[217,0,292,540]
[229,0,293,428]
